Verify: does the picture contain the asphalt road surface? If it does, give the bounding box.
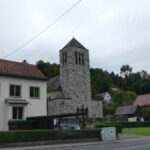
[1,135,150,150]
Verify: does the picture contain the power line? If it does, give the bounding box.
[1,0,82,59]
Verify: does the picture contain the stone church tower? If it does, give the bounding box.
[60,38,92,107]
[47,38,103,118]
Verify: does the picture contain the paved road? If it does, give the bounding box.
[1,135,150,150]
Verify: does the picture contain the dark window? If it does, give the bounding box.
[12,107,23,120]
[82,53,84,65]
[75,51,78,64]
[64,52,67,64]
[62,52,67,65]
[10,85,21,97]
[79,53,81,65]
[62,53,64,66]
[30,87,40,98]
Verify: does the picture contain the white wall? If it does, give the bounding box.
[0,76,47,131]
[104,93,112,103]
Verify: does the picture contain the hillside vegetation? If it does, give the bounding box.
[36,61,150,117]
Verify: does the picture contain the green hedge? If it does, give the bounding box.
[95,123,122,133]
[95,121,150,132]
[115,121,150,128]
[0,129,101,144]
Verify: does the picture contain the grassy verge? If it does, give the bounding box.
[123,127,150,136]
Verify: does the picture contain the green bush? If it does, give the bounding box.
[117,121,150,128]
[95,121,150,132]
[0,129,101,144]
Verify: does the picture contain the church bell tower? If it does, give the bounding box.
[59,38,92,110]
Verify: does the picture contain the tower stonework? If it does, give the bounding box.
[48,38,103,118]
[60,38,91,106]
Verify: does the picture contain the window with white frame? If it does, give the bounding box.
[30,87,40,98]
[12,107,24,120]
[10,85,21,97]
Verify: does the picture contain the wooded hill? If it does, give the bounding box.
[36,61,150,117]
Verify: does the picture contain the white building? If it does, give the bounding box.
[100,92,112,103]
[0,59,47,131]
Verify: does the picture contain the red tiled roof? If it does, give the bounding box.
[133,94,150,107]
[0,59,47,80]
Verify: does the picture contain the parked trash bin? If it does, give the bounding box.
[101,127,117,141]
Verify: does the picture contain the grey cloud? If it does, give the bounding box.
[0,0,150,73]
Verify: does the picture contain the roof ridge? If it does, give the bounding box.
[0,59,34,66]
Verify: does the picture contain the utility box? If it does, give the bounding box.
[101,127,117,141]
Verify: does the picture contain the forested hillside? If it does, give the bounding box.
[36,61,150,117]
[36,61,150,96]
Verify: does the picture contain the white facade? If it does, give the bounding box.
[101,92,112,103]
[0,76,47,131]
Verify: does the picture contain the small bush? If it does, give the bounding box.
[0,129,101,144]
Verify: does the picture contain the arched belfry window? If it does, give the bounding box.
[74,52,85,66]
[79,53,81,65]
[75,51,78,64]
[82,53,84,65]
[62,52,67,65]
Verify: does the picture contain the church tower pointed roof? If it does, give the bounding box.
[63,38,87,50]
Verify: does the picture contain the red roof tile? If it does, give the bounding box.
[0,59,47,80]
[134,94,150,107]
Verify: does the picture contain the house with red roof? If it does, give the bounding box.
[0,59,47,131]
[134,94,150,107]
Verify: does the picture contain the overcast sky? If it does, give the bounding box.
[0,0,150,73]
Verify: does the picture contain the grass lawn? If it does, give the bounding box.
[123,127,150,136]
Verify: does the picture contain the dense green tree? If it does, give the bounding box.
[90,68,111,97]
[36,60,150,96]
[111,90,137,106]
[120,64,132,77]
[36,60,59,79]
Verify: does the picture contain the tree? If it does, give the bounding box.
[120,65,132,77]
[36,60,59,78]
[111,90,137,106]
[140,70,150,79]
[90,68,111,98]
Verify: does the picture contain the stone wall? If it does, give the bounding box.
[47,91,64,100]
[48,98,73,115]
[91,100,103,118]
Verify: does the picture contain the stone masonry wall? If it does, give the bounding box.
[48,41,103,119]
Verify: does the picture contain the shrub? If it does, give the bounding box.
[95,121,150,132]
[0,129,101,144]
